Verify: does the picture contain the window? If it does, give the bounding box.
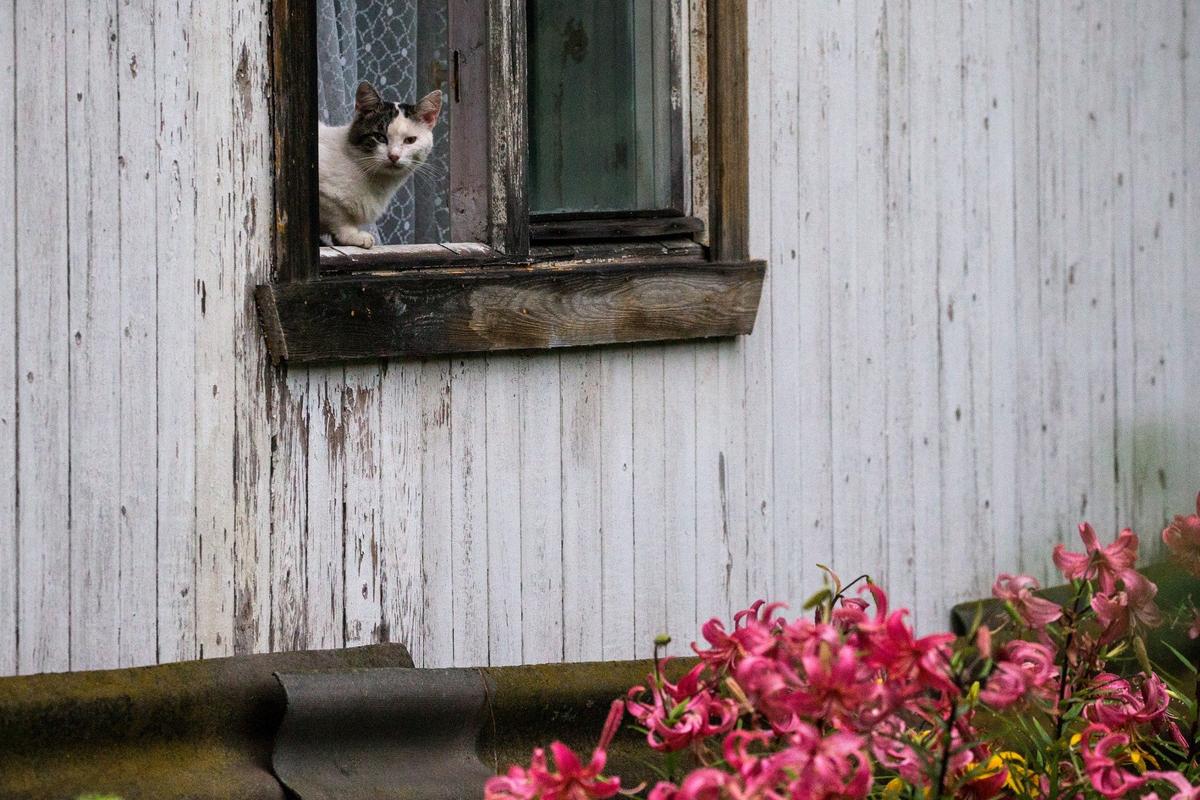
[257,0,764,364]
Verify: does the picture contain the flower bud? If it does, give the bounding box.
[975,625,993,659]
[1132,635,1152,676]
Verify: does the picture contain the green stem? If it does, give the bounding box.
[935,696,961,800]
[1052,579,1090,743]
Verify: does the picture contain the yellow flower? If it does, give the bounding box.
[882,777,906,800]
[994,751,1034,795]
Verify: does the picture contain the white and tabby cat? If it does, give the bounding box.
[318,82,442,249]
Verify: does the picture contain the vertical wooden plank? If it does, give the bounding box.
[559,351,604,662]
[117,0,160,668]
[1037,1,1072,577]
[484,356,521,665]
[450,357,489,666]
[155,0,197,665]
[935,0,984,615]
[519,354,562,663]
[16,0,70,674]
[743,0,775,610]
[957,0,993,608]
[341,371,383,650]
[1110,0,1136,533]
[883,0,916,605]
[854,0,890,592]
[486,0,528,254]
[379,363,423,660]
[1011,0,1046,578]
[600,350,634,660]
[1184,0,1200,514]
[192,0,235,660]
[719,342,747,608]
[231,0,274,658]
[688,0,709,245]
[906,0,944,630]
[694,340,746,627]
[0,0,16,675]
[708,0,750,260]
[662,345,696,655]
[1130,0,1170,534]
[1180,0,1200,520]
[1079,0,1118,536]
[270,0,319,282]
[303,371,345,651]
[766,0,799,608]
[984,0,1020,575]
[1057,0,1096,539]
[632,350,666,658]
[421,360,454,667]
[1155,0,1190,534]
[66,0,121,671]
[795,0,834,600]
[269,371,309,652]
[827,0,861,584]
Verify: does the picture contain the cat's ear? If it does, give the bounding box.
[355,81,383,114]
[414,90,442,128]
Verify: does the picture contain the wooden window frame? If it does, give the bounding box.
[256,0,765,365]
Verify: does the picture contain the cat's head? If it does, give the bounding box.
[347,82,442,172]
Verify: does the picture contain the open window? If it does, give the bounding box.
[257,0,764,364]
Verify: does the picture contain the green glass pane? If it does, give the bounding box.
[528,0,675,216]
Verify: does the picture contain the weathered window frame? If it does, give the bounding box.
[256,0,765,364]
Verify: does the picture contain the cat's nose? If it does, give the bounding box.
[388,152,401,164]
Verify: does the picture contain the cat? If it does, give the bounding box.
[318,82,442,249]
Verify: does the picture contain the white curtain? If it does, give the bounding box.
[317,0,451,245]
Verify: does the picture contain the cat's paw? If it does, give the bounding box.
[334,228,375,249]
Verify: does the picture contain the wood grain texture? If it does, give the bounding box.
[708,0,749,261]
[487,0,529,255]
[2,0,1198,676]
[192,0,237,661]
[16,0,70,675]
[231,0,276,659]
[271,0,319,282]
[0,0,16,676]
[117,0,159,668]
[257,260,767,364]
[155,0,198,666]
[66,0,121,671]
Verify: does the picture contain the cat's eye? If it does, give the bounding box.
[403,136,418,145]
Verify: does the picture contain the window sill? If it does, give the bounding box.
[255,257,766,364]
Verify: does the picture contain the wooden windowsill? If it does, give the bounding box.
[256,257,766,364]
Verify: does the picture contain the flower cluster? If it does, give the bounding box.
[486,493,1200,800]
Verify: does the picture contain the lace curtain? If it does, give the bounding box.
[317,0,451,245]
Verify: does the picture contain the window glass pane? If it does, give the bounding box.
[317,0,450,245]
[528,0,678,216]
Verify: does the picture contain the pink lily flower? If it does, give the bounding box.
[1079,724,1150,798]
[1143,771,1200,799]
[486,700,626,800]
[992,573,1064,628]
[1085,672,1171,730]
[1053,522,1140,592]
[866,610,958,696]
[1091,571,1163,642]
[979,640,1057,709]
[625,664,738,752]
[646,769,728,800]
[692,600,782,672]
[1162,491,1200,576]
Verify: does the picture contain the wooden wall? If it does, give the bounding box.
[1,0,1197,675]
